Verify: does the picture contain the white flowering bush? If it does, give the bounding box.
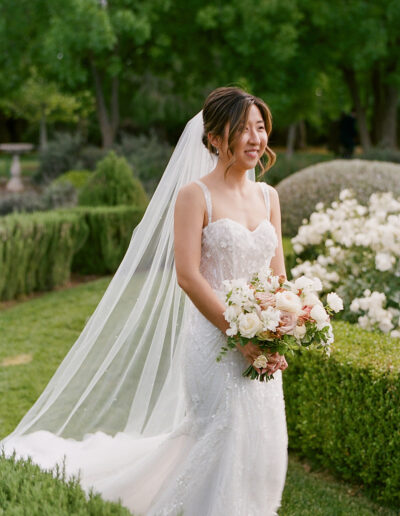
[291,189,400,338]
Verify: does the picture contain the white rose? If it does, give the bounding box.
[379,318,394,334]
[293,243,304,254]
[294,276,314,291]
[302,291,320,307]
[350,299,360,312]
[375,252,395,272]
[293,324,306,339]
[327,293,344,313]
[238,312,263,338]
[226,324,238,337]
[310,304,329,325]
[275,291,302,315]
[253,354,268,368]
[312,278,323,292]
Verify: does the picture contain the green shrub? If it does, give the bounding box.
[78,152,148,209]
[0,191,44,216]
[358,147,400,164]
[0,211,88,300]
[117,131,173,194]
[277,159,400,236]
[69,205,145,274]
[0,451,131,515]
[41,181,78,210]
[264,152,333,187]
[283,320,400,508]
[36,132,82,183]
[54,169,93,190]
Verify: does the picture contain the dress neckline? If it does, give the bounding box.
[202,217,273,235]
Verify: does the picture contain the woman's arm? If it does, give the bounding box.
[268,185,287,279]
[174,183,229,334]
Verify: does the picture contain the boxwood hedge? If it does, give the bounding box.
[283,320,400,508]
[0,205,145,301]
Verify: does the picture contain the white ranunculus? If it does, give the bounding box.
[293,324,306,339]
[275,291,302,315]
[310,304,328,325]
[327,292,343,313]
[238,312,263,338]
[253,354,268,368]
[260,306,281,332]
[375,252,395,272]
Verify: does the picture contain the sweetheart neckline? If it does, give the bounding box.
[202,217,273,234]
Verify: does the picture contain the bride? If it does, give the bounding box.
[1,86,288,515]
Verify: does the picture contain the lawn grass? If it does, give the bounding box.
[0,277,397,515]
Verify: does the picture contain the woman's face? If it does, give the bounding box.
[219,104,268,170]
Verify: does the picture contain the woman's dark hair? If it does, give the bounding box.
[202,86,276,177]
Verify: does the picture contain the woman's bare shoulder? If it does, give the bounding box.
[175,181,206,212]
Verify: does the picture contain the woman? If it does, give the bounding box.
[2,87,288,515]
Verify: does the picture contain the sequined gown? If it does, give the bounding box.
[2,180,288,516]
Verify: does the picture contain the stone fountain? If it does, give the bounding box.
[0,143,34,192]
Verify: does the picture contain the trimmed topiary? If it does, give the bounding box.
[78,151,148,209]
[277,159,400,236]
[284,319,400,508]
[54,170,92,190]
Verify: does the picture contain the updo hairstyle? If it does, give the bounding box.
[202,86,276,176]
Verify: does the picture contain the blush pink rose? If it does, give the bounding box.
[278,310,297,335]
[255,292,276,310]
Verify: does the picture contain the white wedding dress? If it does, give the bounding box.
[2,180,288,516]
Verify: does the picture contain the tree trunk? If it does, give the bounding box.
[286,123,297,158]
[39,108,48,151]
[298,120,307,149]
[341,67,371,151]
[371,65,385,146]
[111,75,119,136]
[379,84,398,149]
[91,59,114,148]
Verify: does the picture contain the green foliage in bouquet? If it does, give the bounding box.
[69,205,145,275]
[78,151,148,210]
[284,320,400,508]
[0,211,88,301]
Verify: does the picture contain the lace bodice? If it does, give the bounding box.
[194,180,278,290]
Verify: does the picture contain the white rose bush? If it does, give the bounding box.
[217,265,343,381]
[291,189,400,338]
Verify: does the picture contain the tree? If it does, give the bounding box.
[299,0,400,150]
[41,0,169,148]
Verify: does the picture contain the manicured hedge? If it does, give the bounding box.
[0,205,145,301]
[283,320,400,508]
[69,205,145,274]
[0,211,87,301]
[0,451,131,515]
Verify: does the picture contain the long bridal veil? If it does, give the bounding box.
[2,110,254,447]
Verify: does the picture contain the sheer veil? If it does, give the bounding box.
[2,110,255,445]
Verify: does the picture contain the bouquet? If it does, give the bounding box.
[216,266,343,381]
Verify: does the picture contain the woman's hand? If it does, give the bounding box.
[236,342,288,375]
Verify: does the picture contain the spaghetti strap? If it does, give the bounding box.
[258,182,271,221]
[194,180,212,224]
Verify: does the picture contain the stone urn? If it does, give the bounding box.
[0,143,34,192]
